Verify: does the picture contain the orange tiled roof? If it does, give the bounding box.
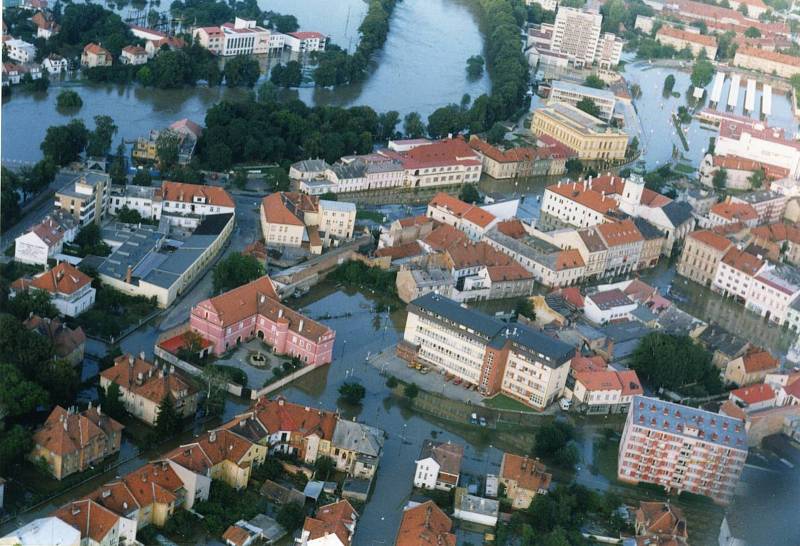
[101,354,197,405]
[657,25,717,47]
[161,181,234,208]
[720,247,764,275]
[445,241,514,270]
[303,500,357,545]
[556,249,585,271]
[635,501,688,539]
[53,499,120,543]
[222,525,252,546]
[618,370,644,396]
[596,220,643,247]
[85,480,140,517]
[395,501,456,546]
[83,43,110,56]
[688,230,733,252]
[261,192,317,227]
[496,219,527,239]
[487,263,532,282]
[730,383,775,405]
[571,355,607,373]
[196,275,278,324]
[422,224,469,251]
[397,215,433,228]
[428,192,496,228]
[196,428,254,466]
[500,453,552,492]
[545,180,619,215]
[468,136,537,163]
[740,348,779,374]
[750,223,800,245]
[122,462,184,507]
[250,397,337,440]
[736,46,800,68]
[576,370,622,392]
[712,155,789,179]
[33,406,123,457]
[28,262,91,295]
[375,241,423,261]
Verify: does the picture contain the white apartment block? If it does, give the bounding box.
[551,7,603,67]
[6,38,37,63]
[711,248,767,303]
[744,266,800,325]
[549,80,617,121]
[193,18,270,56]
[284,32,327,52]
[618,396,748,505]
[596,32,623,68]
[715,120,800,179]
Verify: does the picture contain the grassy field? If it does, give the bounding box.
[484,394,539,413]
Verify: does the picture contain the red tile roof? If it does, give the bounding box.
[397,215,433,228]
[657,25,717,47]
[688,230,733,252]
[576,370,622,392]
[161,181,234,208]
[571,355,607,373]
[122,462,184,507]
[375,241,424,261]
[740,348,779,374]
[730,383,775,405]
[261,192,317,227]
[496,219,527,239]
[53,499,120,543]
[711,201,759,223]
[596,220,644,247]
[101,354,198,404]
[500,454,552,492]
[383,137,482,170]
[288,31,326,40]
[545,180,619,215]
[29,262,91,295]
[195,275,278,325]
[736,46,800,68]
[422,224,469,251]
[468,136,537,163]
[618,370,644,396]
[395,501,456,546]
[250,397,337,440]
[33,406,123,457]
[83,43,110,56]
[222,525,252,546]
[487,263,533,282]
[750,223,800,245]
[302,500,357,545]
[720,247,765,275]
[712,155,789,179]
[556,249,585,271]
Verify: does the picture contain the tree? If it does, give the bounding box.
[378,110,401,141]
[403,112,426,138]
[0,425,33,475]
[514,298,535,321]
[154,395,181,439]
[213,253,264,294]
[74,223,111,256]
[534,421,575,458]
[485,122,507,145]
[156,129,181,170]
[748,168,766,189]
[744,26,761,38]
[565,158,583,176]
[98,382,126,420]
[41,119,89,165]
[276,503,305,532]
[630,83,642,100]
[404,382,419,399]
[427,104,464,139]
[630,332,722,394]
[690,58,715,88]
[386,375,398,389]
[5,289,59,321]
[314,455,336,480]
[224,55,260,87]
[338,382,366,405]
[132,170,152,186]
[109,143,128,185]
[628,136,640,157]
[20,158,58,198]
[662,74,676,97]
[466,54,485,78]
[712,168,728,190]
[0,363,49,419]
[583,74,605,89]
[56,89,83,110]
[576,97,601,118]
[86,115,118,158]
[116,205,144,224]
[459,184,480,204]
[270,60,302,87]
[738,3,749,15]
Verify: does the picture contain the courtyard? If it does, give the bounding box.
[214,338,300,389]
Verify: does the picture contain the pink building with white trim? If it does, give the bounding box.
[190,276,335,365]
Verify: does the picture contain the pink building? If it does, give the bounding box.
[190,276,335,365]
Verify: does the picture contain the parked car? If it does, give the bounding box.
[479,417,487,427]
[559,398,572,411]
[470,413,478,425]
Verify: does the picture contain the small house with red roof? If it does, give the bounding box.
[499,453,552,509]
[724,347,780,387]
[100,353,200,426]
[81,43,112,67]
[53,498,135,545]
[570,368,643,414]
[31,405,123,480]
[12,261,95,317]
[426,192,507,240]
[14,210,78,266]
[285,31,328,53]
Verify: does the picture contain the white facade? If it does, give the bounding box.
[15,231,56,266]
[712,257,767,302]
[715,124,800,179]
[551,7,602,67]
[584,292,637,324]
[744,267,800,325]
[52,283,96,317]
[193,18,271,56]
[500,347,571,410]
[549,80,617,120]
[166,460,211,509]
[6,39,37,63]
[42,55,68,74]
[284,32,327,52]
[413,457,441,490]
[1,517,81,546]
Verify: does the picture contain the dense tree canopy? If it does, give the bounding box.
[212,253,265,294]
[690,58,715,88]
[224,55,260,87]
[576,97,601,119]
[86,115,118,158]
[56,89,83,110]
[41,119,89,166]
[630,333,722,394]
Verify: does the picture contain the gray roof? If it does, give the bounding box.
[418,440,464,475]
[409,292,574,365]
[661,201,694,228]
[733,190,783,205]
[411,268,454,289]
[320,200,356,213]
[98,225,165,281]
[630,304,658,323]
[456,490,499,517]
[551,79,616,103]
[698,325,749,357]
[332,419,384,458]
[578,228,607,252]
[630,396,747,450]
[292,158,330,172]
[632,217,664,240]
[485,227,561,271]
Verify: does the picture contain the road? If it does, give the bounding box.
[0,171,79,250]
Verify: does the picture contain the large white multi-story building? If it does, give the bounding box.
[403,293,575,410]
[193,18,271,56]
[618,396,748,505]
[5,38,36,63]
[550,7,623,68]
[714,118,800,179]
[284,31,327,52]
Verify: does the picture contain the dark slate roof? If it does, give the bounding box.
[661,201,694,228]
[193,213,234,235]
[409,292,574,365]
[633,217,665,240]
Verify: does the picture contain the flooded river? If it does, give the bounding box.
[1,0,490,165]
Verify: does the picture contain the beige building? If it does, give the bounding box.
[734,47,800,79]
[396,267,454,304]
[100,354,200,426]
[31,405,123,480]
[677,230,733,286]
[81,43,112,67]
[260,192,356,254]
[54,171,109,226]
[656,25,718,58]
[531,103,628,161]
[498,454,551,510]
[724,348,780,387]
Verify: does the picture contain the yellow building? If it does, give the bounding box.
[734,47,800,79]
[531,103,628,162]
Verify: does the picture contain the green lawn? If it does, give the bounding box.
[484,394,539,413]
[356,210,386,223]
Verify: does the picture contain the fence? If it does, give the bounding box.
[248,363,324,400]
[153,343,243,397]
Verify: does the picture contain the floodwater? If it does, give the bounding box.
[623,60,798,170]
[1,0,490,164]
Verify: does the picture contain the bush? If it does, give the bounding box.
[338,382,366,404]
[56,89,83,110]
[404,382,419,399]
[386,375,399,389]
[276,503,305,532]
[328,260,397,296]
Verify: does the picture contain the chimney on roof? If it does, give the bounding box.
[137,372,144,385]
[139,351,145,360]
[299,319,304,332]
[125,265,133,284]
[97,404,102,415]
[64,418,68,431]
[278,308,283,318]
[209,430,216,442]
[128,355,134,366]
